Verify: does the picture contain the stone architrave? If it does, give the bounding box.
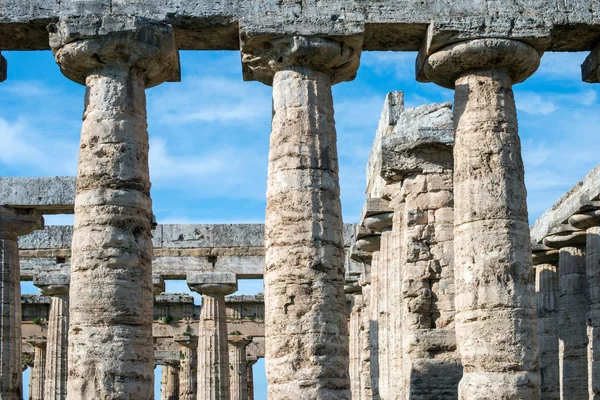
[26,338,47,400]
[161,362,180,400]
[174,334,198,400]
[423,38,542,398]
[532,250,560,400]
[242,34,360,400]
[0,206,43,399]
[246,356,258,400]
[34,274,70,400]
[228,336,252,400]
[544,230,588,399]
[570,210,600,398]
[49,17,180,399]
[188,272,237,400]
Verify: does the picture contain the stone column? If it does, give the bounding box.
[347,290,363,399]
[161,362,180,400]
[0,206,42,399]
[242,35,360,399]
[228,336,251,400]
[532,250,560,400]
[34,274,69,400]
[544,230,588,399]
[174,335,198,400]
[422,39,542,398]
[27,338,47,400]
[570,210,600,398]
[49,18,179,399]
[188,272,237,400]
[246,356,258,400]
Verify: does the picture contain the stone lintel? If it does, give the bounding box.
[154,350,180,366]
[380,101,454,181]
[531,163,600,245]
[583,42,600,83]
[155,293,194,304]
[416,20,551,82]
[0,53,6,82]
[33,273,69,296]
[0,177,75,214]
[225,294,264,304]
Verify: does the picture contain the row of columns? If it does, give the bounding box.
[3,14,600,399]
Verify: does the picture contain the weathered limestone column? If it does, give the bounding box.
[174,335,198,400]
[544,230,588,399]
[188,272,237,400]
[161,362,180,400]
[0,206,42,399]
[347,290,363,399]
[246,356,258,400]
[242,35,360,399]
[570,210,600,398]
[532,250,560,400]
[34,274,69,400]
[422,39,542,398]
[228,336,251,400]
[26,338,47,400]
[49,18,179,399]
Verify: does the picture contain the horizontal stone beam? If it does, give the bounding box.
[530,163,600,245]
[0,177,75,214]
[1,1,599,52]
[19,223,356,280]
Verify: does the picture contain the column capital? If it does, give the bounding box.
[48,16,180,88]
[532,248,559,267]
[0,206,43,238]
[33,273,70,296]
[582,42,600,83]
[174,334,198,348]
[241,35,360,86]
[228,335,252,348]
[152,274,165,296]
[569,209,600,230]
[543,228,587,249]
[420,38,541,89]
[187,272,237,295]
[26,337,47,349]
[246,355,258,366]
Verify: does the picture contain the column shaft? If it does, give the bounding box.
[589,226,600,399]
[0,233,21,399]
[265,66,349,399]
[29,343,46,400]
[535,264,559,400]
[161,365,179,400]
[179,345,197,400]
[558,247,588,399]
[247,358,257,400]
[197,293,230,400]
[349,294,362,399]
[44,293,68,400]
[67,66,155,398]
[228,340,249,400]
[453,70,538,397]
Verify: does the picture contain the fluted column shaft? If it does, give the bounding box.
[559,246,588,399]
[0,207,41,400]
[28,340,46,400]
[246,357,258,400]
[535,263,559,400]
[424,39,541,398]
[44,293,69,400]
[242,35,359,400]
[587,226,600,398]
[197,292,231,400]
[50,19,179,399]
[228,338,251,400]
[161,364,179,400]
[176,338,197,400]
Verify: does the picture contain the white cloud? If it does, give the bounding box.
[516,92,559,115]
[537,52,589,80]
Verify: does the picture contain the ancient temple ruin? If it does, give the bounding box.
[1,1,600,399]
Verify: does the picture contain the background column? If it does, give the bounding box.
[0,206,42,399]
[228,336,251,400]
[188,272,237,400]
[175,334,198,400]
[26,338,47,400]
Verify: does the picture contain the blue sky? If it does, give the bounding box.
[3,48,598,399]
